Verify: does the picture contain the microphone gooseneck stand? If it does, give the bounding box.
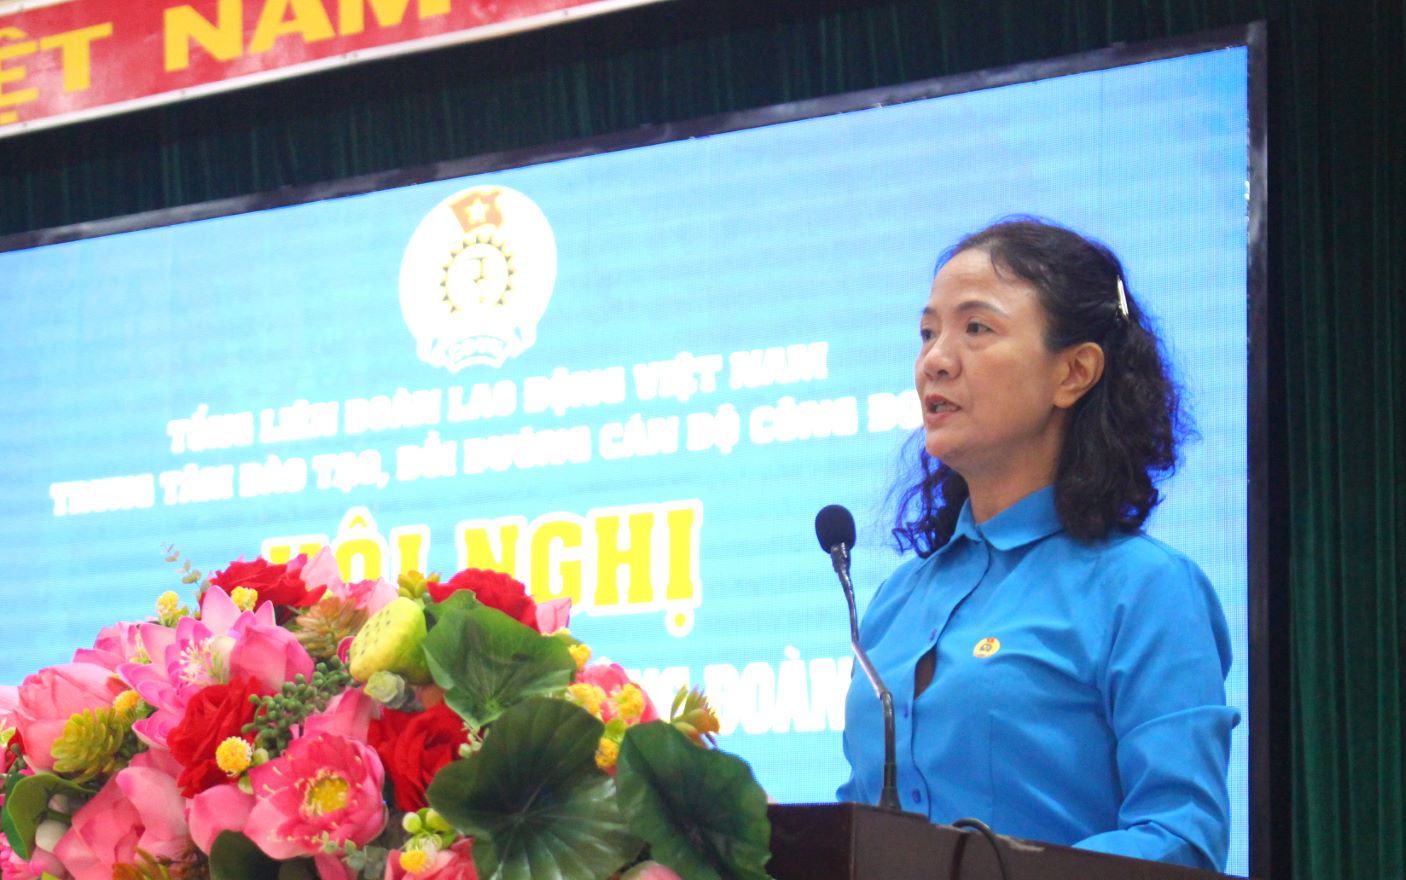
[829,540,901,812]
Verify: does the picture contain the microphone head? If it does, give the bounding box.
[815,504,857,553]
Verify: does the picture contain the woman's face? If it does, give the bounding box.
[915,248,1072,483]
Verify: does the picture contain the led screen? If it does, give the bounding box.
[0,46,1252,873]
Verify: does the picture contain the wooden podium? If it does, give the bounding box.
[767,804,1240,880]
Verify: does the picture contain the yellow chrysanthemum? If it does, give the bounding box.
[215,737,254,776]
[156,591,181,617]
[566,683,607,718]
[230,587,259,612]
[568,643,591,671]
[612,684,645,723]
[112,689,142,715]
[594,737,620,773]
[399,850,432,874]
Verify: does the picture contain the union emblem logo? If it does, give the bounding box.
[399,185,557,371]
[972,637,1001,659]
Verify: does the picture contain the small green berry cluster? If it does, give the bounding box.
[319,837,390,878]
[396,808,460,867]
[403,806,455,840]
[242,659,353,755]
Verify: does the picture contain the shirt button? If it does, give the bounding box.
[928,628,937,641]
[912,789,923,803]
[902,706,910,719]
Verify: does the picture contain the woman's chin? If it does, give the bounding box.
[923,436,962,466]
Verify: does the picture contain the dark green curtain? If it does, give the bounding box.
[1,1,1402,877]
[1276,2,1406,879]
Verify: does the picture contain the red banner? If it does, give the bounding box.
[0,0,666,137]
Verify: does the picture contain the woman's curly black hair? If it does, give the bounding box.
[891,217,1192,555]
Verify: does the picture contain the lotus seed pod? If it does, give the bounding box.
[347,596,432,684]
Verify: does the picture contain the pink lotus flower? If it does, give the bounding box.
[0,840,31,880]
[53,750,190,880]
[0,685,18,774]
[14,662,127,771]
[536,598,572,634]
[301,547,396,615]
[244,733,386,862]
[119,588,256,746]
[383,840,477,880]
[72,622,144,672]
[186,785,254,854]
[0,684,18,725]
[2,844,67,880]
[227,618,317,694]
[303,689,376,743]
[120,588,313,748]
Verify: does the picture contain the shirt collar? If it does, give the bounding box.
[946,485,1064,552]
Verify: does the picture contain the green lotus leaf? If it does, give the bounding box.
[616,722,773,880]
[277,861,318,880]
[0,810,19,862]
[2,772,91,859]
[426,697,642,880]
[423,588,481,626]
[208,830,277,880]
[208,830,316,880]
[423,601,576,727]
[0,767,22,860]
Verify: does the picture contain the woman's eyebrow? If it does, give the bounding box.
[954,298,1008,316]
[923,300,1009,318]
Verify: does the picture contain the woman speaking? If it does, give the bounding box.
[838,218,1237,871]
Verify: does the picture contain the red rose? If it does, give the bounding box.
[211,556,326,621]
[428,569,538,630]
[167,676,267,798]
[369,703,471,812]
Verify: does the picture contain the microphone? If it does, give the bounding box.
[815,504,901,812]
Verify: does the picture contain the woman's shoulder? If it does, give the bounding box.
[1015,526,1210,602]
[1082,528,1209,586]
[1078,530,1229,647]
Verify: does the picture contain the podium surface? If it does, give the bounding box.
[767,804,1242,880]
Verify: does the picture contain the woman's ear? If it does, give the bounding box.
[1054,342,1105,409]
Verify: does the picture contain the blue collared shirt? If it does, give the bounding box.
[838,487,1238,870]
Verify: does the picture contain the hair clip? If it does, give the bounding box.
[1115,277,1130,319]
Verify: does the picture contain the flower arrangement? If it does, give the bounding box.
[0,549,772,880]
